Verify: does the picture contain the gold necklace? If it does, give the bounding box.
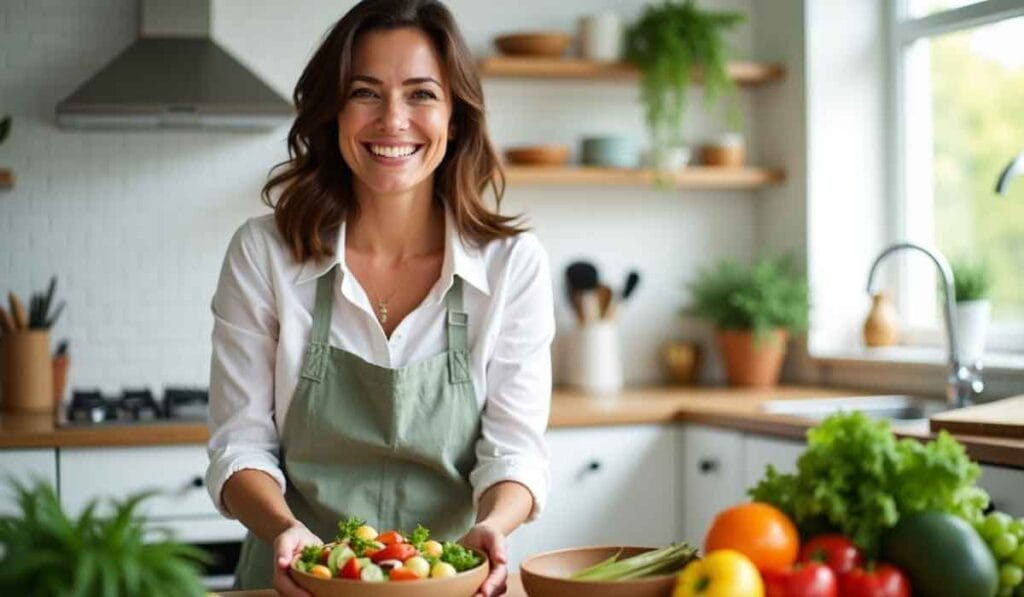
[368,277,400,324]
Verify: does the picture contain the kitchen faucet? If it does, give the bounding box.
[995,151,1024,195]
[866,242,983,409]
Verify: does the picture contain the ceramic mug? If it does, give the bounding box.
[579,12,623,63]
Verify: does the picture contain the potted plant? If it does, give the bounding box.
[0,480,208,596]
[950,259,992,364]
[685,256,809,387]
[625,0,744,177]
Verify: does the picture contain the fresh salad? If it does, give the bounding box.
[292,517,483,582]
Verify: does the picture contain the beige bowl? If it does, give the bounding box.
[520,546,679,597]
[289,550,489,597]
[494,32,572,57]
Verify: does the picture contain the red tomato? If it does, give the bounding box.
[339,556,361,580]
[320,546,331,564]
[799,535,863,576]
[369,542,418,563]
[762,562,838,597]
[389,567,420,581]
[840,563,910,597]
[377,530,404,545]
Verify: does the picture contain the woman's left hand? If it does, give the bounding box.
[459,521,508,597]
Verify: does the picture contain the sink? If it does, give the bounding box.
[759,395,948,427]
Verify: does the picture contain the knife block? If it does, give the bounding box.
[0,330,53,413]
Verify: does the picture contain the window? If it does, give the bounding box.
[891,0,1024,353]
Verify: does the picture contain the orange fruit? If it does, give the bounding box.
[704,502,799,571]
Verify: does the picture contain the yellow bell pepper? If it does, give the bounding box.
[674,549,764,597]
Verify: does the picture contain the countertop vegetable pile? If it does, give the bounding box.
[684,410,1024,597]
[293,517,482,582]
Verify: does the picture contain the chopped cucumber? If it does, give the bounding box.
[360,563,385,582]
[327,545,355,574]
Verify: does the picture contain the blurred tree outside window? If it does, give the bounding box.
[897,5,1024,352]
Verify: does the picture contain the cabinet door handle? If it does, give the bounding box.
[586,460,602,472]
[698,458,719,474]
[190,475,204,489]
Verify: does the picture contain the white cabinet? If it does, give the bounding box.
[742,434,805,490]
[678,425,746,545]
[979,464,1024,518]
[507,425,677,571]
[0,448,57,516]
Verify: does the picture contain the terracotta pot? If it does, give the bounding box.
[716,329,789,387]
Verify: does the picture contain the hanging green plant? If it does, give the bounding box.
[625,0,744,177]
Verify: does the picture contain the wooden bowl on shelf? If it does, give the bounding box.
[494,32,572,57]
[520,546,679,597]
[505,145,571,166]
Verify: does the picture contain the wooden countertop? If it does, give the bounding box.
[215,573,526,596]
[3,385,1022,468]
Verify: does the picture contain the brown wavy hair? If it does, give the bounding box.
[262,0,524,263]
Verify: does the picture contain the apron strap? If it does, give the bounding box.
[300,265,337,383]
[445,276,471,384]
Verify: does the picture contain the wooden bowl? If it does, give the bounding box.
[494,32,572,57]
[289,550,489,597]
[520,546,679,597]
[505,145,571,166]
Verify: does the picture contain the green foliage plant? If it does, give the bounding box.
[625,0,744,176]
[0,479,208,596]
[950,259,992,302]
[749,411,989,558]
[685,255,809,341]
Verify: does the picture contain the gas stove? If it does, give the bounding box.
[60,387,208,426]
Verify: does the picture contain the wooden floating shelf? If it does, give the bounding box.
[504,166,786,189]
[479,57,785,85]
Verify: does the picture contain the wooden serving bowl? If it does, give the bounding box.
[494,32,572,57]
[505,145,571,166]
[289,550,489,597]
[520,546,678,597]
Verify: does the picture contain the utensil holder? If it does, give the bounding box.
[564,321,623,396]
[1,330,53,413]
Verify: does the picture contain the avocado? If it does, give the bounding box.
[881,511,998,597]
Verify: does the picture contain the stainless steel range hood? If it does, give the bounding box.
[56,0,293,131]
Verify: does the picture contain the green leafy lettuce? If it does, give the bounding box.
[749,411,989,557]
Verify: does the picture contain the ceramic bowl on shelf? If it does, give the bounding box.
[494,32,572,57]
[505,145,571,166]
[520,546,679,597]
[289,549,488,597]
[580,135,641,168]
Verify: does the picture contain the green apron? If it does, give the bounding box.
[233,265,481,589]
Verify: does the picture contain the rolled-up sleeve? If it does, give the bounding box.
[205,219,286,518]
[469,234,554,522]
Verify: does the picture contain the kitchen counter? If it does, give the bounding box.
[215,573,527,596]
[3,385,1023,468]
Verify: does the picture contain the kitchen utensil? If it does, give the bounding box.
[45,300,66,328]
[520,546,678,597]
[580,135,641,168]
[289,548,489,597]
[8,292,27,330]
[578,12,623,63]
[494,32,572,57]
[1,329,53,413]
[595,284,613,319]
[505,145,571,166]
[0,305,15,336]
[578,290,602,323]
[929,394,1024,439]
[622,270,641,300]
[565,261,599,299]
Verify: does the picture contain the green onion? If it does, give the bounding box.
[570,543,698,581]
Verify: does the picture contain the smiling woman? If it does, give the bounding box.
[205,2,555,597]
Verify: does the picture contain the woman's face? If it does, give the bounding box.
[338,27,453,197]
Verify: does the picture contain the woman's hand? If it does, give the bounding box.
[460,521,509,597]
[272,522,320,597]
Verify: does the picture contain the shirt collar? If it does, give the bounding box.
[293,205,491,297]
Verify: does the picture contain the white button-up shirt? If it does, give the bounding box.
[205,210,554,523]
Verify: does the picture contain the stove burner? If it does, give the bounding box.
[68,390,116,424]
[164,387,209,420]
[63,386,209,426]
[119,388,161,421]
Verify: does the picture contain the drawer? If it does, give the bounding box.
[59,445,215,519]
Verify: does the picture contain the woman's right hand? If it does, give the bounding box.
[272,522,321,597]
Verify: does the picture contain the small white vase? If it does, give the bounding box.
[955,299,991,364]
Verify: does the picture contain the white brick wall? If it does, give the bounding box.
[0,0,767,395]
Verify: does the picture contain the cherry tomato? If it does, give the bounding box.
[389,567,420,581]
[762,562,838,597]
[339,556,361,580]
[840,563,910,597]
[799,535,863,576]
[378,530,404,545]
[369,542,418,563]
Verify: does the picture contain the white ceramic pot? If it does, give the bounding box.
[564,321,623,395]
[955,299,991,364]
[578,12,623,63]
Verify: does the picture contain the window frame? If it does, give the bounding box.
[887,0,1024,354]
